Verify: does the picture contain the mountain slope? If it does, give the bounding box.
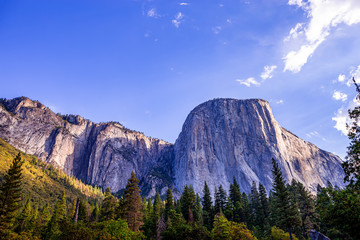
[0,97,174,196]
[174,98,345,194]
[0,97,345,196]
[0,137,103,208]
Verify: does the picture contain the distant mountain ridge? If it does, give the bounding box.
[0,97,345,196]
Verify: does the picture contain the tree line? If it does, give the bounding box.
[0,78,359,239]
[1,152,359,240]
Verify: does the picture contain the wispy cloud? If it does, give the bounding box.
[260,65,277,80]
[284,23,304,42]
[284,0,360,73]
[332,90,348,102]
[332,97,359,135]
[306,131,326,141]
[335,65,360,86]
[147,8,160,18]
[276,100,284,104]
[236,64,277,88]
[179,2,189,6]
[172,12,184,28]
[283,41,322,73]
[347,65,360,86]
[212,26,222,34]
[236,77,260,87]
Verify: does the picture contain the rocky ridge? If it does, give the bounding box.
[0,97,345,196]
[0,97,174,196]
[173,99,345,194]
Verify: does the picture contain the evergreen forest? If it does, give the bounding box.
[0,81,360,240]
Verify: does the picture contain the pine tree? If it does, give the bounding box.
[241,192,250,223]
[180,185,196,222]
[258,183,269,221]
[257,183,270,237]
[90,202,100,222]
[202,181,213,230]
[270,158,301,240]
[147,198,153,219]
[121,171,143,231]
[16,197,32,233]
[229,177,244,224]
[229,177,242,206]
[343,77,360,188]
[45,191,67,240]
[30,203,39,230]
[224,197,235,221]
[100,187,116,221]
[0,153,24,237]
[153,191,163,223]
[214,185,227,214]
[78,199,87,222]
[249,181,260,228]
[290,180,317,238]
[142,197,148,222]
[70,199,77,219]
[194,194,203,224]
[39,203,51,227]
[164,188,174,223]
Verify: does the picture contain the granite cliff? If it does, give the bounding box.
[0,97,345,196]
[0,97,174,196]
[174,99,345,194]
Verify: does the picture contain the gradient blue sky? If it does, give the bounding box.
[1,0,360,159]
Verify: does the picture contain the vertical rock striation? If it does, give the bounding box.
[0,97,174,195]
[173,98,345,194]
[0,97,345,196]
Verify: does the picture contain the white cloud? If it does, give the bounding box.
[147,8,159,18]
[260,65,277,80]
[226,19,232,23]
[179,2,189,6]
[284,23,304,42]
[172,12,184,28]
[306,131,320,138]
[333,108,348,135]
[306,131,326,141]
[212,26,222,34]
[276,100,284,104]
[284,0,360,73]
[236,77,260,87]
[346,65,360,86]
[283,40,322,73]
[332,97,360,135]
[332,90,348,102]
[288,0,305,6]
[338,74,346,82]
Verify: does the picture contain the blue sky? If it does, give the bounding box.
[1,0,360,159]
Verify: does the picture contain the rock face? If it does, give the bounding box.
[0,97,345,196]
[0,97,174,195]
[174,99,345,194]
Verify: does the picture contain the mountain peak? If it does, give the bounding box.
[0,96,46,113]
[0,96,345,197]
[174,97,344,195]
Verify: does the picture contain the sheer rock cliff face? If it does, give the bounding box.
[173,99,345,194]
[0,97,345,196]
[0,97,174,195]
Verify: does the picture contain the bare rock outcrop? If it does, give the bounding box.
[0,97,345,196]
[0,97,173,195]
[173,98,345,194]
